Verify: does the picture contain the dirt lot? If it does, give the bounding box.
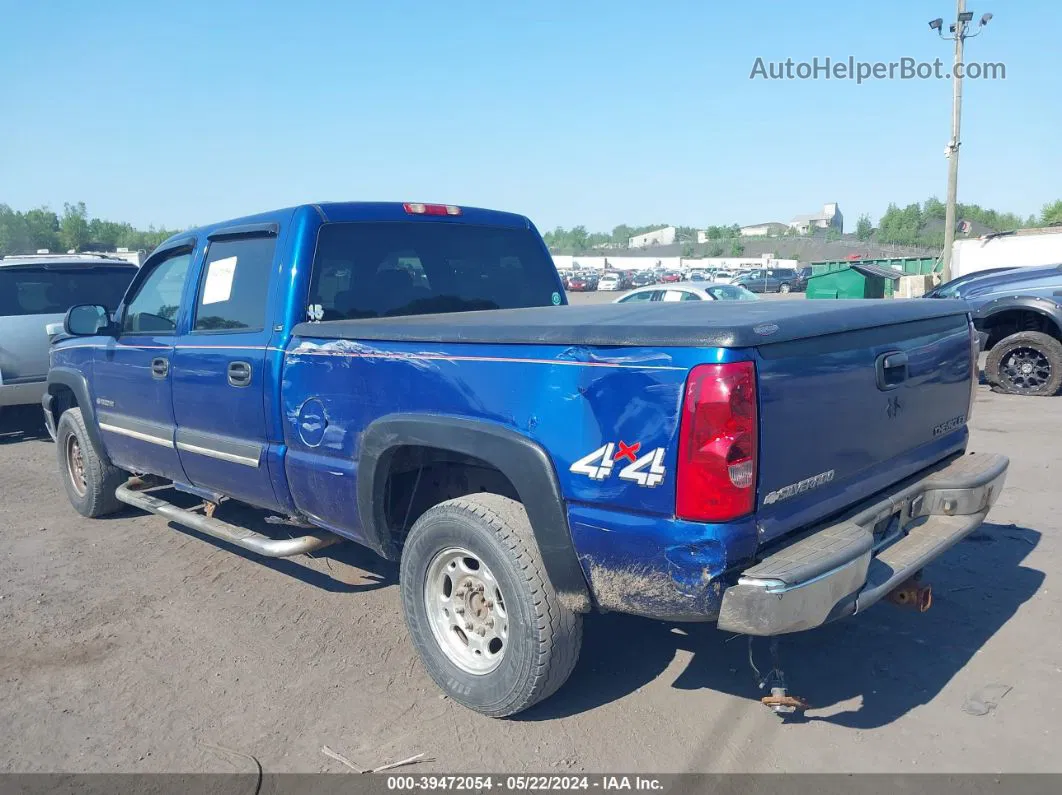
[2,293,1059,774]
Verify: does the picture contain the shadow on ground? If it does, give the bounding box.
[0,405,52,445]
[520,522,1042,728]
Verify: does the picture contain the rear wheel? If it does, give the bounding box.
[985,331,1062,396]
[778,282,791,294]
[56,408,126,517]
[400,494,582,717]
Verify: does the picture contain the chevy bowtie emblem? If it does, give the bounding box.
[886,396,902,418]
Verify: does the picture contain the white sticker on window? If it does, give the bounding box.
[202,256,238,305]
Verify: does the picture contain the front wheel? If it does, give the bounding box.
[56,408,127,517]
[985,330,1062,396]
[400,494,582,717]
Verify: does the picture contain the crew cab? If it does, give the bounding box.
[45,201,1008,717]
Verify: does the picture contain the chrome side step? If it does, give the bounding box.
[115,479,340,558]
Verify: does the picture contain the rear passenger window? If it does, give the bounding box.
[193,236,276,332]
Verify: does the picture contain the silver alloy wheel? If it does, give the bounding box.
[66,434,87,498]
[424,546,509,674]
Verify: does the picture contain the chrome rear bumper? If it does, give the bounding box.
[717,452,1009,636]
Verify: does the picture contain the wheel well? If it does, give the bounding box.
[380,446,520,551]
[982,309,1062,350]
[48,385,78,421]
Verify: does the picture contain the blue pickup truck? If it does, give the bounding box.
[45,201,1009,717]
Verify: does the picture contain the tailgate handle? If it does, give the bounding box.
[877,351,909,390]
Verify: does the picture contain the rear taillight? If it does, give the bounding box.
[968,319,979,421]
[403,202,461,216]
[676,361,758,523]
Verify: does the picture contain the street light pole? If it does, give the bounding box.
[930,3,991,283]
[941,0,966,284]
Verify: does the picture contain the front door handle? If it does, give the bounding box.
[227,361,252,387]
[151,357,169,379]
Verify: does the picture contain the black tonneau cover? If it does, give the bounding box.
[293,299,969,349]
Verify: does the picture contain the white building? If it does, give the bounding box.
[739,222,788,237]
[951,227,1062,278]
[788,203,843,235]
[628,226,676,248]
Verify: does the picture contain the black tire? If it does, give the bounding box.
[56,408,126,517]
[400,494,582,717]
[985,331,1062,397]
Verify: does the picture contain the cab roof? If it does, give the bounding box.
[156,202,534,252]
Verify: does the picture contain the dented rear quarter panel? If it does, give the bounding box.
[280,337,759,618]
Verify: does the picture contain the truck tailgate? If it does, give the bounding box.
[754,311,975,545]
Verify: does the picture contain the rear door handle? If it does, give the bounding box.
[151,357,169,379]
[876,351,909,390]
[227,361,252,387]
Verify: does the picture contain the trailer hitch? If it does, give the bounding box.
[749,636,809,716]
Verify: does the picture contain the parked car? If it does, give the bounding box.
[0,254,138,422]
[733,267,798,293]
[791,266,812,292]
[597,272,623,291]
[932,264,1062,396]
[659,271,682,283]
[46,200,1006,719]
[615,282,759,303]
[631,271,656,288]
[567,273,595,292]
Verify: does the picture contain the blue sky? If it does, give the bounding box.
[2,0,1059,233]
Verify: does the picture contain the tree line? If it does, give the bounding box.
[544,198,1062,254]
[0,202,180,258]
[867,198,1062,247]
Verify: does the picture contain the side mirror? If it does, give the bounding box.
[64,304,111,337]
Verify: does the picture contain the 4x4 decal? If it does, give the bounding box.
[570,441,667,488]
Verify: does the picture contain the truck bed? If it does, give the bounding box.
[292,298,969,348]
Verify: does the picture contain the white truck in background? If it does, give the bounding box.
[952,227,1062,278]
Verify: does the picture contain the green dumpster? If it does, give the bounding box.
[806,262,904,299]
[810,256,940,276]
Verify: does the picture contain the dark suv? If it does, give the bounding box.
[733,267,798,293]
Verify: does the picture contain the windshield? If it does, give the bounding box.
[0,266,135,317]
[308,222,563,320]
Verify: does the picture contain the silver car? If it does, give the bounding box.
[0,254,137,420]
[613,281,760,303]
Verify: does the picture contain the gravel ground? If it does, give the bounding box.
[1,292,1058,774]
